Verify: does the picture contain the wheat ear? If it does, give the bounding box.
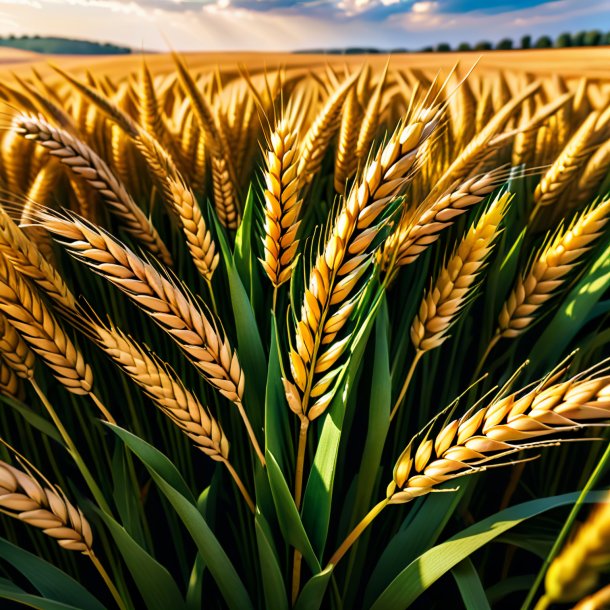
[532,111,600,217]
[329,365,610,568]
[0,458,127,609]
[13,113,172,266]
[135,131,219,282]
[391,194,509,421]
[334,88,362,192]
[575,138,610,206]
[297,71,359,187]
[260,119,302,289]
[91,321,254,511]
[539,494,610,608]
[0,205,76,312]
[356,66,388,161]
[211,153,240,230]
[39,215,264,465]
[387,169,500,271]
[0,254,92,394]
[498,196,610,339]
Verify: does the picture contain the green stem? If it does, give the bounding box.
[327,497,390,568]
[236,400,266,467]
[31,380,112,515]
[521,440,610,610]
[89,552,129,610]
[390,350,423,422]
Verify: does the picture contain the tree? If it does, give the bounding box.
[555,32,572,47]
[584,30,602,46]
[535,35,553,49]
[474,40,493,51]
[496,38,513,50]
[573,30,587,46]
[457,42,472,51]
[436,42,451,52]
[602,32,610,46]
[521,34,532,49]
[421,46,434,53]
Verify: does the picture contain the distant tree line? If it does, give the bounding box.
[0,35,131,55]
[423,30,610,53]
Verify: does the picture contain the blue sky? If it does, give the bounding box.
[0,0,609,50]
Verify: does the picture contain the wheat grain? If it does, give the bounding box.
[14,113,172,266]
[260,119,302,288]
[573,585,610,610]
[0,359,21,399]
[334,88,362,193]
[0,459,93,552]
[498,197,610,339]
[211,153,240,230]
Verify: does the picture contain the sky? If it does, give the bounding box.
[0,0,609,51]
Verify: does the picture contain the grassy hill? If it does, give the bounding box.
[0,36,131,55]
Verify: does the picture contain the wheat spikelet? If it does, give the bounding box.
[13,114,172,266]
[388,169,500,269]
[543,494,610,605]
[389,368,610,504]
[411,193,508,352]
[334,88,362,193]
[289,104,442,421]
[0,206,76,312]
[39,215,243,404]
[0,360,21,399]
[0,460,93,552]
[211,154,240,230]
[297,71,359,187]
[260,119,302,288]
[92,321,230,461]
[0,254,93,396]
[0,311,35,380]
[498,197,610,339]
[533,112,600,213]
[2,129,28,195]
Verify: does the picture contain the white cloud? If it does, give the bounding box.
[412,1,438,12]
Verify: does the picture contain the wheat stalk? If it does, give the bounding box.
[497,196,610,340]
[260,119,302,289]
[13,113,172,266]
[37,214,264,465]
[539,494,610,607]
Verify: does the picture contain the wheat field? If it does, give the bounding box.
[0,48,608,609]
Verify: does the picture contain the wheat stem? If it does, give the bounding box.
[88,552,128,610]
[89,393,116,425]
[390,350,423,422]
[220,458,255,514]
[30,379,111,514]
[473,333,501,380]
[291,549,303,605]
[236,401,265,467]
[327,497,390,567]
